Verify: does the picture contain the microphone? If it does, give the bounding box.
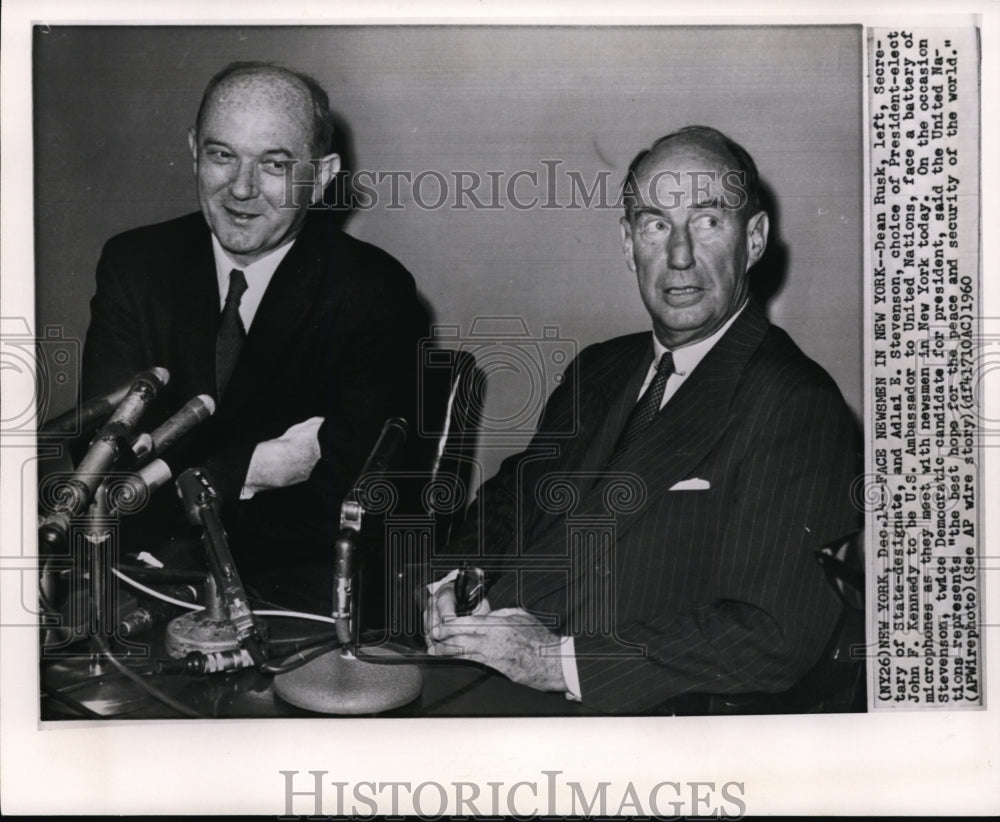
[176,468,265,665]
[131,394,215,466]
[271,418,423,716]
[38,368,169,549]
[103,458,173,516]
[341,417,410,531]
[356,417,409,481]
[333,418,409,643]
[41,382,131,437]
[74,367,170,477]
[103,394,216,515]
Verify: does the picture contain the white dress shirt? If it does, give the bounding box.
[640,300,749,408]
[212,237,295,500]
[211,236,295,331]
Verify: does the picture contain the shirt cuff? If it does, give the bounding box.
[560,635,582,701]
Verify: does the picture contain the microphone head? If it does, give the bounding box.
[195,394,216,417]
[385,417,409,438]
[135,366,170,392]
[146,393,217,458]
[106,459,173,514]
[38,512,71,551]
[105,383,131,407]
[139,458,173,493]
[175,467,221,524]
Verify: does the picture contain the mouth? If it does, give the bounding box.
[662,285,705,304]
[223,206,262,224]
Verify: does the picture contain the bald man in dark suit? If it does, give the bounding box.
[82,63,425,611]
[424,126,861,714]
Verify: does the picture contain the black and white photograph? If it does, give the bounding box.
[1,0,996,816]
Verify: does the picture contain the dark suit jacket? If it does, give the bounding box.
[450,302,861,714]
[82,209,427,585]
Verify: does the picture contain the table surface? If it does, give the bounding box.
[40,611,598,720]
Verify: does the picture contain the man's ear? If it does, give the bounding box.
[620,216,637,273]
[745,210,769,269]
[312,153,342,201]
[187,127,198,170]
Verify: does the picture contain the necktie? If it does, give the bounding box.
[215,268,248,399]
[606,351,675,467]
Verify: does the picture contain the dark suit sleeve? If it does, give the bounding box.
[572,377,860,712]
[81,239,150,399]
[313,269,425,499]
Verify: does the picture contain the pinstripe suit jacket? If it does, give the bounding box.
[454,301,861,714]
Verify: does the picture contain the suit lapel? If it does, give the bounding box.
[575,337,654,477]
[169,222,219,399]
[534,302,771,549]
[523,335,650,538]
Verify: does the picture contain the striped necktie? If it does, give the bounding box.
[605,351,675,467]
[215,268,248,399]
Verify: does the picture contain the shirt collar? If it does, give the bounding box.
[652,300,748,377]
[211,236,295,290]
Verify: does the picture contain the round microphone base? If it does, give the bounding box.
[273,646,423,715]
[164,612,239,659]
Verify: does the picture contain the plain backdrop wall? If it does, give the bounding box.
[33,25,862,482]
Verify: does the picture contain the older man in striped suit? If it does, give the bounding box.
[424,126,861,714]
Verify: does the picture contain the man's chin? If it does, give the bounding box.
[654,309,719,347]
[212,228,268,261]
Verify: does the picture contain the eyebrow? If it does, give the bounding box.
[631,206,667,220]
[202,139,297,159]
[632,198,726,220]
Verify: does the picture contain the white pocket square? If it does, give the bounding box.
[669,477,710,491]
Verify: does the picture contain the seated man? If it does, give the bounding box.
[80,62,426,612]
[424,126,861,714]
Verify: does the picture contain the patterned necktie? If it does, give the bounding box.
[606,351,675,467]
[215,268,248,399]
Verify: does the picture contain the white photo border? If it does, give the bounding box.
[2,0,997,816]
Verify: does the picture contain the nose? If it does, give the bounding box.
[229,160,259,200]
[666,225,694,270]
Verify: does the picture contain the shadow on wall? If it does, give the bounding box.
[318,105,357,235]
[749,179,788,312]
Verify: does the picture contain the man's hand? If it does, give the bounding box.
[241,416,324,498]
[424,582,567,693]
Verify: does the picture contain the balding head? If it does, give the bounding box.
[195,62,334,158]
[623,125,762,221]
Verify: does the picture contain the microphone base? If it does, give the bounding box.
[164,612,239,659]
[273,646,422,715]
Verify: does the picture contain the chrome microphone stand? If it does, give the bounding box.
[273,418,423,715]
